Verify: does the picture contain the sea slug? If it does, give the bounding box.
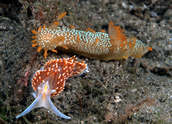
[16,56,88,119]
[32,12,152,60]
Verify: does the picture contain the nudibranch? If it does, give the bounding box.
[31,12,152,60]
[16,56,88,119]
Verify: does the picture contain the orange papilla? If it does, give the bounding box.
[86,28,96,33]
[120,42,124,48]
[43,57,76,72]
[148,47,152,51]
[69,25,75,29]
[51,49,57,53]
[32,40,36,43]
[77,34,80,42]
[100,29,106,33]
[32,36,37,39]
[57,12,67,20]
[94,38,99,44]
[32,30,37,34]
[43,25,46,30]
[53,21,59,26]
[62,46,68,50]
[120,40,127,50]
[127,42,131,49]
[32,43,38,47]
[63,59,67,65]
[38,26,42,32]
[43,60,56,70]
[43,49,48,58]
[37,46,42,52]
[114,26,126,42]
[132,38,136,47]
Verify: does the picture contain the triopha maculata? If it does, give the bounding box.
[32,12,152,60]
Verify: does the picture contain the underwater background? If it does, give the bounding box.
[0,0,172,123]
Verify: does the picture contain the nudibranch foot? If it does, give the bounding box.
[16,81,71,119]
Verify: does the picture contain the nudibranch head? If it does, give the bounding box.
[16,56,88,119]
[31,12,67,58]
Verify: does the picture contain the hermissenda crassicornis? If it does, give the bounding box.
[32,12,152,60]
[16,56,88,119]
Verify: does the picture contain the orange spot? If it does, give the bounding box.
[32,36,37,39]
[95,38,99,44]
[86,27,96,33]
[32,30,37,34]
[100,29,105,33]
[124,40,127,45]
[59,59,62,63]
[63,59,67,65]
[38,26,42,32]
[32,40,36,43]
[129,42,132,48]
[70,56,76,61]
[69,25,75,29]
[120,43,124,48]
[44,49,48,58]
[37,46,42,52]
[148,47,152,51]
[43,25,46,30]
[53,21,59,26]
[51,49,57,53]
[32,44,38,47]
[57,12,67,20]
[77,34,80,42]
[62,46,68,50]
[132,38,136,47]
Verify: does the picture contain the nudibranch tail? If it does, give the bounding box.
[16,81,71,119]
[108,22,152,60]
[108,21,127,43]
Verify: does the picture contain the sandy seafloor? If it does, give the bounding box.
[0,0,172,124]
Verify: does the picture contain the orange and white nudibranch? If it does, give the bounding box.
[31,12,152,60]
[16,56,88,119]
